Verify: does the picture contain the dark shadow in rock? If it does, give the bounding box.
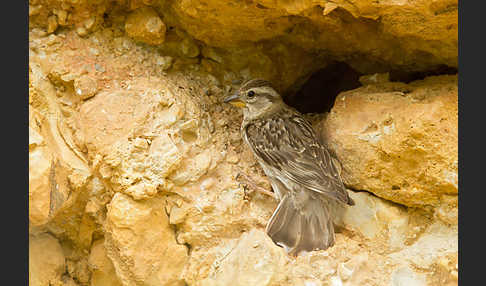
[389,64,457,83]
[284,61,362,114]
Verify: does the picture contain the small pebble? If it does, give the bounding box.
[76,26,88,36]
[29,4,43,16]
[89,48,99,56]
[338,262,354,281]
[156,55,173,71]
[329,276,343,286]
[74,75,98,100]
[84,17,96,30]
[47,15,58,34]
[226,154,240,164]
[56,10,68,26]
[94,63,105,73]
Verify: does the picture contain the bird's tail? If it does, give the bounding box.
[265,193,335,256]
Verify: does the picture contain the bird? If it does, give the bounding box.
[224,79,355,256]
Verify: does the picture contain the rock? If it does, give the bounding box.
[29,233,66,286]
[155,55,173,71]
[333,191,409,251]
[391,266,427,286]
[322,75,458,212]
[329,276,343,286]
[28,6,457,286]
[29,115,52,225]
[54,9,68,26]
[124,181,158,200]
[168,0,457,88]
[29,63,91,226]
[88,239,123,286]
[388,221,458,270]
[83,17,96,30]
[74,75,98,100]
[168,150,212,186]
[104,193,188,286]
[67,257,91,284]
[148,132,183,178]
[359,73,390,85]
[337,253,368,283]
[47,15,58,34]
[181,37,200,58]
[29,0,457,92]
[125,7,166,45]
[29,4,43,16]
[226,153,240,164]
[199,229,286,286]
[76,26,88,37]
[79,91,150,152]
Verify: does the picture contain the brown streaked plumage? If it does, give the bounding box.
[224,79,354,256]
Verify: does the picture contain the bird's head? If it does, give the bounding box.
[224,79,283,118]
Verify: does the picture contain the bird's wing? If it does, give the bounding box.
[244,112,352,204]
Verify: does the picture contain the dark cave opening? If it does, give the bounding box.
[283,61,363,114]
[389,64,458,83]
[283,62,458,115]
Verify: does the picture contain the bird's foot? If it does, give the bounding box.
[236,172,276,200]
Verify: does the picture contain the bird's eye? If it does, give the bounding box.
[247,90,255,97]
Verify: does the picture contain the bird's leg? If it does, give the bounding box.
[236,172,276,199]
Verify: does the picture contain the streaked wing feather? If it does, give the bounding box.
[245,111,350,204]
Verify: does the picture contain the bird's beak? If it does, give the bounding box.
[223,93,246,108]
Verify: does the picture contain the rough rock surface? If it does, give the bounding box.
[28,0,457,91]
[125,7,166,45]
[321,74,458,223]
[29,233,66,286]
[29,1,457,285]
[104,193,188,286]
[88,239,123,286]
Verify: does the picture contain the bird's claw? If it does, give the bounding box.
[235,172,275,200]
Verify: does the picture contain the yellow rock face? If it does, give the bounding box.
[28,0,457,90]
[322,75,458,216]
[29,61,91,227]
[125,7,167,45]
[89,239,124,286]
[29,233,66,286]
[163,0,457,87]
[28,1,457,285]
[104,193,188,286]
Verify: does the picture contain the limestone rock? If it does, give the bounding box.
[335,190,457,279]
[104,193,188,286]
[29,109,53,225]
[28,5,458,285]
[47,15,58,34]
[333,191,410,251]
[77,83,210,200]
[29,233,66,286]
[74,75,98,100]
[391,266,427,286]
[125,7,166,45]
[29,60,91,227]
[322,75,458,213]
[199,229,286,286]
[88,239,123,286]
[29,0,457,91]
[78,91,152,153]
[164,0,457,89]
[187,226,391,286]
[388,221,458,270]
